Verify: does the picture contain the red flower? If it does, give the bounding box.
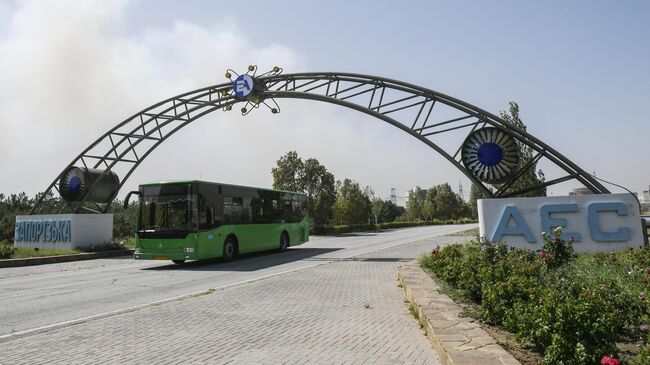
[431,247,439,255]
[644,268,650,275]
[601,355,619,365]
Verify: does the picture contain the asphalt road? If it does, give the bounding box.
[0,224,475,337]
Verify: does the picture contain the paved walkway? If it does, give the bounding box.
[0,237,464,364]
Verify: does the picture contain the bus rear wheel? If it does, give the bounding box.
[223,237,237,262]
[172,260,185,264]
[279,232,289,252]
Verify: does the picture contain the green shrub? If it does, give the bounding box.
[421,239,650,364]
[0,239,16,259]
[540,227,575,269]
[311,219,479,236]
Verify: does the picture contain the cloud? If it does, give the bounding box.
[0,0,303,195]
[0,0,465,202]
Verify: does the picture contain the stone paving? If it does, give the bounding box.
[0,237,463,365]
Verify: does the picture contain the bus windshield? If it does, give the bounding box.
[138,183,197,238]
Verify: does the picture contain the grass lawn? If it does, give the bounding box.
[12,247,81,259]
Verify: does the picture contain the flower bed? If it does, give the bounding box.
[420,228,650,365]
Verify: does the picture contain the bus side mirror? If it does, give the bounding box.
[124,191,141,210]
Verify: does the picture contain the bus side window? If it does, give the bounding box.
[231,197,243,224]
[292,197,299,223]
[282,197,292,223]
[206,206,214,225]
[224,197,233,224]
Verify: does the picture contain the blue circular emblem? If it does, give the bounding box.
[477,142,503,166]
[233,74,254,98]
[69,175,81,193]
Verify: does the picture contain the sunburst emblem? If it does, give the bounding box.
[222,65,282,116]
[461,127,519,184]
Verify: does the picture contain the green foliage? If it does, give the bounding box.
[540,227,575,269]
[310,218,477,235]
[406,184,471,222]
[497,102,546,197]
[468,183,492,219]
[271,151,336,226]
[0,239,16,259]
[421,240,650,364]
[369,193,404,224]
[110,199,138,239]
[406,186,425,221]
[332,179,372,225]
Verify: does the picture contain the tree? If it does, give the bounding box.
[332,179,372,225]
[301,158,336,226]
[434,183,464,220]
[406,187,425,221]
[499,102,547,197]
[367,188,404,224]
[469,183,492,219]
[421,187,437,221]
[271,151,304,192]
[381,200,405,222]
[272,151,336,226]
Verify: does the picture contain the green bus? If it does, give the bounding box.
[130,180,309,264]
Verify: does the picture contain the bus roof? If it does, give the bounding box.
[139,179,307,196]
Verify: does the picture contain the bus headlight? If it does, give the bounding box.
[184,247,195,253]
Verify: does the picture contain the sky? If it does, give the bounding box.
[0,0,648,204]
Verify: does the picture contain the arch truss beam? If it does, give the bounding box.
[30,70,608,215]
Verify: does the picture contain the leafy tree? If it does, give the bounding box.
[272,151,336,226]
[271,151,304,192]
[434,183,466,220]
[110,199,138,239]
[367,189,404,223]
[469,183,492,219]
[301,158,337,226]
[421,187,438,221]
[499,102,546,197]
[382,200,405,222]
[332,179,372,225]
[406,186,425,221]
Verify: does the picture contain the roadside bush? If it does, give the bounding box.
[539,227,575,269]
[310,219,478,236]
[0,239,16,259]
[420,233,650,364]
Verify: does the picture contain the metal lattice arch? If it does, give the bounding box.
[30,70,609,214]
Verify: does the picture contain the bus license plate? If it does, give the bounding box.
[154,256,169,260]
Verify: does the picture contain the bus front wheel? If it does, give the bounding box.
[223,237,237,262]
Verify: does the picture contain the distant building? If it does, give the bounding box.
[569,187,594,196]
[642,186,650,212]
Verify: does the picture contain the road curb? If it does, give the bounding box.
[398,261,520,365]
[0,250,134,268]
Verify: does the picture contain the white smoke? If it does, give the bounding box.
[0,0,463,201]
